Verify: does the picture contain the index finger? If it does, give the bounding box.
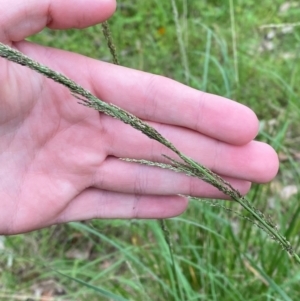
[88,62,259,145]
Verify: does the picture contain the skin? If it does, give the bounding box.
[0,0,279,234]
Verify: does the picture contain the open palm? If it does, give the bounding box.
[0,0,278,234]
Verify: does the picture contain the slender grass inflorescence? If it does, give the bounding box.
[0,41,299,264]
[101,21,120,65]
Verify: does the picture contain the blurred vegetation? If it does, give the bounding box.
[1,1,300,300]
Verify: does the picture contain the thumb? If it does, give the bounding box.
[0,0,116,44]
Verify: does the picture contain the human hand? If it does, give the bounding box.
[0,0,279,234]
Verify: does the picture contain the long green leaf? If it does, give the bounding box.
[55,270,129,301]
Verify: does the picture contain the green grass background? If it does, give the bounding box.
[1,0,300,300]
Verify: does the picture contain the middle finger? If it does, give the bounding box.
[103,115,278,184]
